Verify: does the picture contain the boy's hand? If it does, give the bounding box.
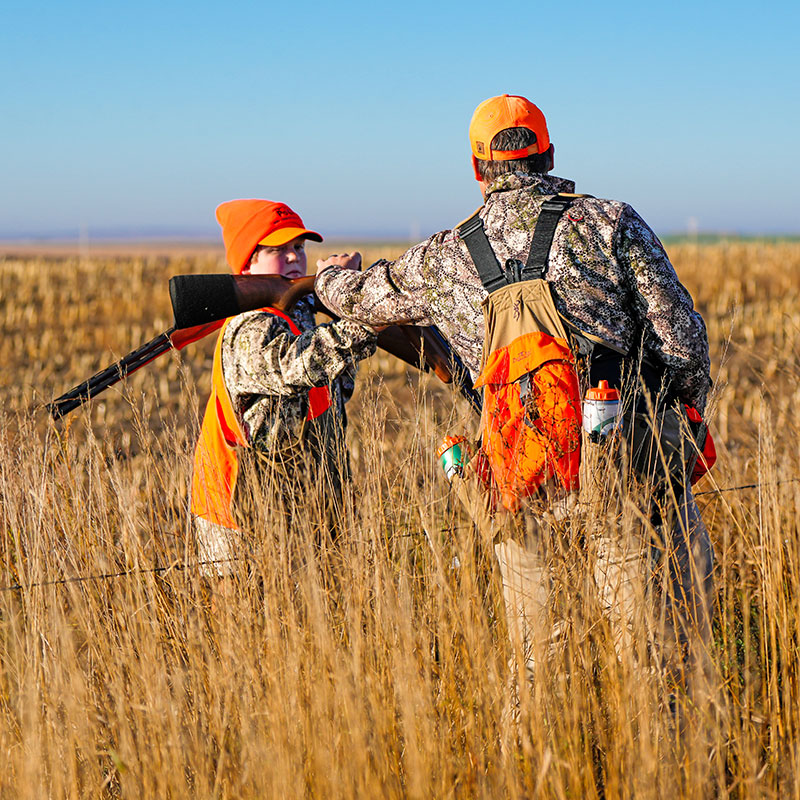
[316,252,362,274]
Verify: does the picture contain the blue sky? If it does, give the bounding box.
[2,0,798,240]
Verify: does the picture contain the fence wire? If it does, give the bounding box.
[0,557,238,593]
[1,477,798,594]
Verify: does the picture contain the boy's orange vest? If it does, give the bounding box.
[190,308,331,531]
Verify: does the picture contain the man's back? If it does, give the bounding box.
[316,171,710,412]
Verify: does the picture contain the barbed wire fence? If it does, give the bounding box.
[1,477,798,594]
[0,557,239,594]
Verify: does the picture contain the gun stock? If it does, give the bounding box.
[169,274,317,328]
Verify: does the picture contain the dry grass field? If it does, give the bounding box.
[0,240,798,798]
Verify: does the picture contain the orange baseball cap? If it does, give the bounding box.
[469,94,551,180]
[215,199,323,274]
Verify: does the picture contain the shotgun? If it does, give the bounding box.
[48,274,481,420]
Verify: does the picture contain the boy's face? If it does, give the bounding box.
[243,235,308,278]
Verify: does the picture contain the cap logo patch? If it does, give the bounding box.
[475,141,485,155]
[275,206,291,217]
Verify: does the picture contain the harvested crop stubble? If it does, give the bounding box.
[0,241,798,798]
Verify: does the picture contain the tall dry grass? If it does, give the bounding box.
[0,241,798,798]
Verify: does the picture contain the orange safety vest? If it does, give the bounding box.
[190,308,332,532]
[473,328,582,512]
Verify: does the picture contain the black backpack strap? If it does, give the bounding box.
[457,193,592,291]
[522,194,579,281]
[456,211,508,294]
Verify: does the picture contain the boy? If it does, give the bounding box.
[191,199,376,577]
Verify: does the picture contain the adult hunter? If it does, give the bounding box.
[314,94,715,693]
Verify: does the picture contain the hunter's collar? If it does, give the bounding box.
[484,172,576,198]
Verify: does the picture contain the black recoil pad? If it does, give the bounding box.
[169,274,240,328]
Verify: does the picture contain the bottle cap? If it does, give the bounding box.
[436,435,467,459]
[586,380,619,401]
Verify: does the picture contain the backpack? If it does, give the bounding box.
[457,194,586,512]
[458,194,716,515]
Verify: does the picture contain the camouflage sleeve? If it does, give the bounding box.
[337,361,358,404]
[616,205,712,412]
[314,235,447,326]
[222,311,377,397]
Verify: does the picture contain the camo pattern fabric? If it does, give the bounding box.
[220,296,377,450]
[315,172,711,413]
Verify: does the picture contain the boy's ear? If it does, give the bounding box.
[241,246,260,274]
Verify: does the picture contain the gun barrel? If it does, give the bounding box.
[48,330,175,420]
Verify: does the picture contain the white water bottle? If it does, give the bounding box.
[582,380,622,442]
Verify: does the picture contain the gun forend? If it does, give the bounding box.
[169,274,317,329]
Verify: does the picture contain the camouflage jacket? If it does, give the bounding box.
[315,173,711,413]
[220,296,377,451]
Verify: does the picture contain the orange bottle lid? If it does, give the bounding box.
[586,380,619,401]
[436,435,467,459]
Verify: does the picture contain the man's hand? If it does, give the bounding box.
[316,251,362,274]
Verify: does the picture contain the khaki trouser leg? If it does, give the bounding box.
[589,482,715,697]
[493,534,553,682]
[451,459,553,679]
[591,520,647,663]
